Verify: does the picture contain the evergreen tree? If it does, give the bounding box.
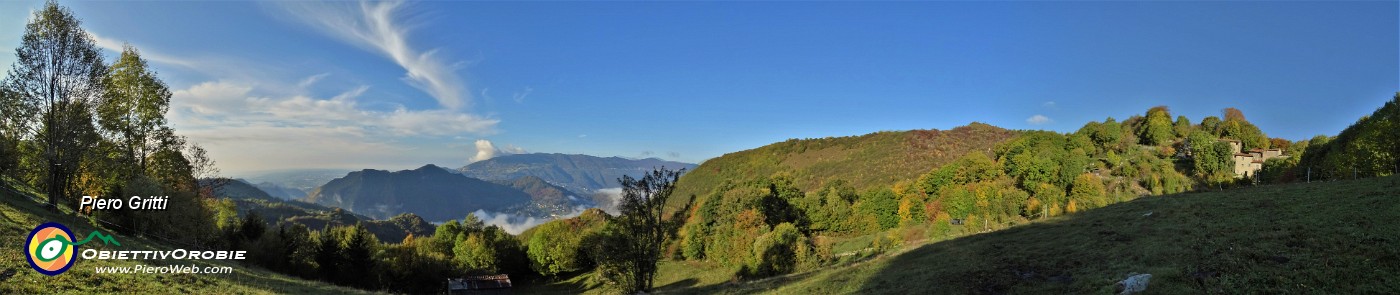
[342,223,379,288]
[313,227,342,282]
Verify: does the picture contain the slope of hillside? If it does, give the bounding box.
[307,164,532,221]
[459,153,697,194]
[207,178,280,202]
[495,175,595,216]
[0,181,373,294]
[681,175,1400,294]
[670,122,1019,208]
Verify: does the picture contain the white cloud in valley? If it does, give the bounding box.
[472,207,590,235]
[593,188,624,215]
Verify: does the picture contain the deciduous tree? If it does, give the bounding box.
[592,167,684,293]
[2,1,108,209]
[1136,106,1174,146]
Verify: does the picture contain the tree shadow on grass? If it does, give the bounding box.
[655,278,698,291]
[853,178,1400,294]
[512,269,608,294]
[851,193,1204,294]
[664,268,822,295]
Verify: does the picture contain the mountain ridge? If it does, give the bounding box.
[306,164,533,221]
[458,153,698,194]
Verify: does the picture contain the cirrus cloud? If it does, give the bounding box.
[273,0,471,110]
[84,1,501,175]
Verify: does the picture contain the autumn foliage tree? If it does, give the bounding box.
[2,1,108,209]
[1219,108,1268,150]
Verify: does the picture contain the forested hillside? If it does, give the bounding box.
[658,104,1313,283]
[494,175,595,217]
[306,164,533,221]
[688,174,1400,294]
[510,97,1399,294]
[1282,93,1400,181]
[669,122,1020,209]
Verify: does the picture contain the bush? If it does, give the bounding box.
[745,222,801,277]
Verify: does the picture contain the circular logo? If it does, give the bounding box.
[25,222,77,276]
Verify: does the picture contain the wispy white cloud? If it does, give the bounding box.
[86,2,499,174]
[169,77,499,173]
[512,87,533,104]
[172,80,496,136]
[88,4,499,174]
[1026,114,1053,125]
[296,73,331,89]
[90,32,294,87]
[274,0,471,110]
[499,144,528,155]
[1042,101,1057,109]
[90,32,198,69]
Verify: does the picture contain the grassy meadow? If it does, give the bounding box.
[535,175,1400,294]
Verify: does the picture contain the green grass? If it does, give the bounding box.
[828,233,878,255]
[0,183,376,294]
[533,176,1400,294]
[718,175,1400,294]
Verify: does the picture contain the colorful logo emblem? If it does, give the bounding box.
[25,222,77,276]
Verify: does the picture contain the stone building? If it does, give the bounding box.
[1223,139,1285,178]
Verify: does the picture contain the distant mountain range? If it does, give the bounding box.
[206,178,281,202]
[306,164,534,221]
[457,153,698,194]
[226,153,696,225]
[236,169,351,193]
[252,182,307,200]
[201,178,434,242]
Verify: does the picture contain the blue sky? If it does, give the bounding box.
[0,1,1395,175]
